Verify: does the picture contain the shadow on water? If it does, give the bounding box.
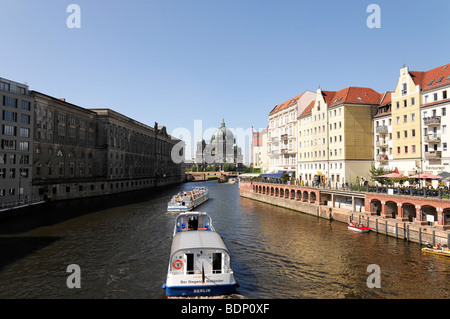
[0,236,61,271]
[0,184,184,235]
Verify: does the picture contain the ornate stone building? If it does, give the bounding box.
[196,119,243,170]
[30,92,185,202]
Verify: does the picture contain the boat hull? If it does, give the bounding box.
[167,194,209,212]
[164,283,238,297]
[348,225,370,233]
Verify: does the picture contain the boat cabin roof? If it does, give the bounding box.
[170,231,229,258]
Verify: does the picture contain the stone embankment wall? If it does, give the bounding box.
[239,182,450,247]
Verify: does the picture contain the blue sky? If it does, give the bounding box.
[1,0,449,160]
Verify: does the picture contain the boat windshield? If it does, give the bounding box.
[175,213,213,232]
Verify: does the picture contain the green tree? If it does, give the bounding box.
[368,164,394,185]
[281,172,290,183]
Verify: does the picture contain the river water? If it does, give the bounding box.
[0,180,448,299]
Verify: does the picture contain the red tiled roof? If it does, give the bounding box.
[328,87,381,106]
[379,91,393,106]
[269,92,304,116]
[374,91,393,118]
[299,87,382,117]
[409,63,450,91]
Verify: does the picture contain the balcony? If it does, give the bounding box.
[376,154,389,162]
[271,137,279,143]
[424,134,441,143]
[376,139,388,147]
[280,134,288,141]
[270,149,280,156]
[423,116,441,126]
[376,125,388,133]
[280,148,296,155]
[425,151,442,159]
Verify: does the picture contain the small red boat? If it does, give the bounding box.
[348,222,371,233]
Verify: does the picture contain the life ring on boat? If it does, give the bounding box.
[173,259,183,270]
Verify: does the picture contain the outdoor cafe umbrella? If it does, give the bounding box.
[409,173,442,179]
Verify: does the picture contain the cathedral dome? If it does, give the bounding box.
[210,118,234,142]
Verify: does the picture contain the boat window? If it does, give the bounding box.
[186,253,194,274]
[213,253,222,274]
[188,217,198,230]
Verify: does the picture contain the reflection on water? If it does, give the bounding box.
[0,180,448,299]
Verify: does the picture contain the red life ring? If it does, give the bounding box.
[173,259,183,270]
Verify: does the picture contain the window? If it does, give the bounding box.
[3,96,17,107]
[444,91,448,99]
[436,76,444,84]
[404,130,407,138]
[444,143,448,151]
[411,113,415,121]
[396,102,399,109]
[402,83,407,95]
[19,141,29,151]
[397,147,401,154]
[19,128,30,137]
[442,108,446,116]
[396,131,400,139]
[428,79,435,86]
[411,97,415,105]
[404,146,408,154]
[403,115,407,123]
[0,82,10,91]
[2,110,17,122]
[412,145,416,153]
[396,117,400,124]
[2,125,16,136]
[411,129,416,137]
[403,100,407,107]
[21,114,30,124]
[434,93,438,101]
[21,101,31,111]
[186,253,194,275]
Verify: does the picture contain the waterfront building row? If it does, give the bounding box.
[252,62,450,187]
[1,77,185,208]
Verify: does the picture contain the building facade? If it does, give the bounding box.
[419,64,450,176]
[0,78,34,208]
[31,93,185,202]
[267,90,315,175]
[374,63,450,182]
[32,92,98,201]
[93,109,185,190]
[373,92,393,170]
[389,66,423,175]
[297,87,380,186]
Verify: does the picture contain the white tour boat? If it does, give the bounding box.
[167,187,209,212]
[162,212,239,297]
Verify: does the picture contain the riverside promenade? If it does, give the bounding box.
[239,180,450,247]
